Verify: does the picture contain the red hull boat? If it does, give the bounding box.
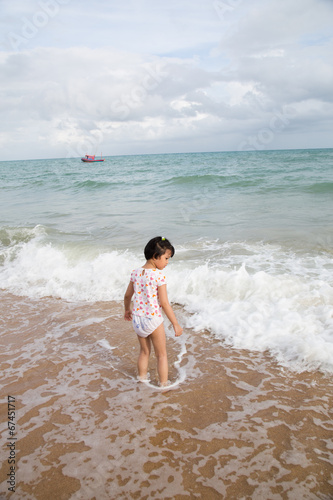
[81,154,105,163]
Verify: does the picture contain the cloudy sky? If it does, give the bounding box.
[0,0,332,160]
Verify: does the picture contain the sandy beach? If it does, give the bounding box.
[1,291,332,499]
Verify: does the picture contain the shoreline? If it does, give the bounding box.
[1,292,333,499]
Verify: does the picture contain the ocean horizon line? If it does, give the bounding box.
[1,146,333,163]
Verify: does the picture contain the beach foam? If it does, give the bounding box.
[1,229,332,374]
[1,293,332,499]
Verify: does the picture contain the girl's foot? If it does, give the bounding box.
[159,380,171,388]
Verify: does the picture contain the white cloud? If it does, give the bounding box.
[0,0,332,159]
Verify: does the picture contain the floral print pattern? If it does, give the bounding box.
[130,268,166,318]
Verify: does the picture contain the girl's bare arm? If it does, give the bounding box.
[158,285,183,336]
[124,281,134,320]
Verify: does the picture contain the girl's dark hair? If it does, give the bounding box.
[144,236,175,260]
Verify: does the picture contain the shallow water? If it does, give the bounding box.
[1,293,333,499]
[1,149,333,498]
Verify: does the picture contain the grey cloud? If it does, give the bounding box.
[0,0,332,159]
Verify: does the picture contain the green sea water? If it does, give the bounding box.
[1,148,332,249]
[1,148,333,373]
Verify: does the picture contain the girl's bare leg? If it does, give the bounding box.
[150,323,168,385]
[137,336,151,379]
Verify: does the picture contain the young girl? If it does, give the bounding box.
[124,236,183,386]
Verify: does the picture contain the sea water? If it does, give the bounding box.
[1,149,333,374]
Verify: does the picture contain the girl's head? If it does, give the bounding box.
[144,236,175,261]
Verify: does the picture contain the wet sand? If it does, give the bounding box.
[1,291,333,499]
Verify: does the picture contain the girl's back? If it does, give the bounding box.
[131,267,166,318]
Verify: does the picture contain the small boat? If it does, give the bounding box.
[81,154,105,163]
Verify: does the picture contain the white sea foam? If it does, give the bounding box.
[97,339,116,351]
[169,250,333,374]
[1,230,333,374]
[0,231,138,301]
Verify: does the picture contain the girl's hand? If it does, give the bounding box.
[173,323,183,337]
[124,310,132,321]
